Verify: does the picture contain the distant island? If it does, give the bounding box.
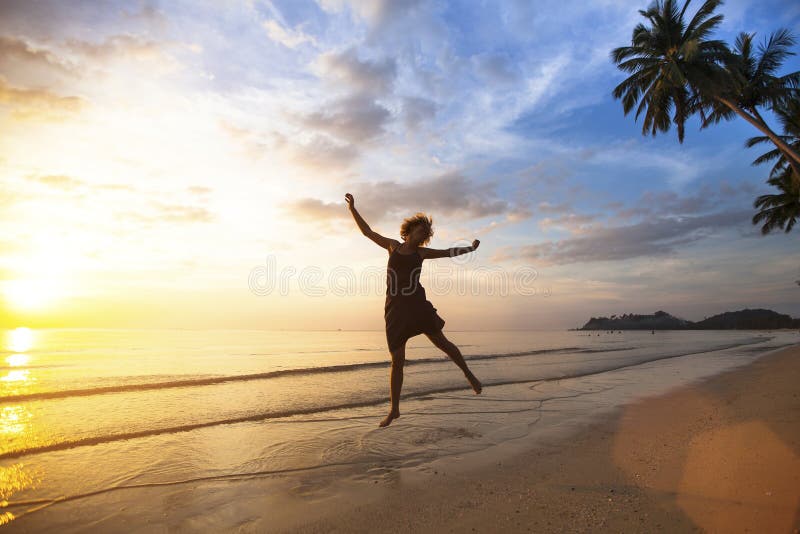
[578,309,800,331]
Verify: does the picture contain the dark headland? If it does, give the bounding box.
[577,309,800,331]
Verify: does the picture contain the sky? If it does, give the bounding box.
[0,0,798,331]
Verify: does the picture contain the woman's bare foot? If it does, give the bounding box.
[378,410,401,427]
[467,374,482,395]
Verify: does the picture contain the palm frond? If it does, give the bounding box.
[688,13,724,43]
[752,167,800,234]
[755,29,797,79]
[685,0,723,37]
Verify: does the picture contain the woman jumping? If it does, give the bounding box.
[345,193,483,428]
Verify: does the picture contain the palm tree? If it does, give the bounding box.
[703,30,800,181]
[745,97,800,186]
[611,0,800,167]
[611,0,728,143]
[752,166,799,234]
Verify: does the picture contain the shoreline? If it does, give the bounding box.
[6,340,798,533]
[287,345,800,533]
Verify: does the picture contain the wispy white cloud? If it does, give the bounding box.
[263,19,317,49]
[317,0,424,30]
[0,76,86,120]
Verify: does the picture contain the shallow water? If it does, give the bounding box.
[0,328,797,528]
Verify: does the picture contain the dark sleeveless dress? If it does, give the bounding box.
[384,241,446,352]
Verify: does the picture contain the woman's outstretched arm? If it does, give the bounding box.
[345,193,395,250]
[419,239,480,259]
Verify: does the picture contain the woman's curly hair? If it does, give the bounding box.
[400,212,434,245]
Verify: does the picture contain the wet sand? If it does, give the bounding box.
[288,345,800,533]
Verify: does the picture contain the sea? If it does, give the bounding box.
[0,328,797,529]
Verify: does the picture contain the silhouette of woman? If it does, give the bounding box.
[345,193,482,428]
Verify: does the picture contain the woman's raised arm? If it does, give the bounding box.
[345,193,395,250]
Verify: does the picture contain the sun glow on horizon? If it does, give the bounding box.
[2,279,65,313]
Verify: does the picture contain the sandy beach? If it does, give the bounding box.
[287,344,800,533]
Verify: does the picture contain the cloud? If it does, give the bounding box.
[536,201,571,214]
[0,77,85,120]
[288,171,523,225]
[153,203,214,223]
[3,32,185,86]
[62,34,178,68]
[616,183,759,219]
[470,205,534,236]
[359,172,512,219]
[287,197,350,222]
[401,96,436,130]
[507,205,533,221]
[0,32,181,98]
[301,93,391,142]
[187,186,212,195]
[263,19,317,49]
[538,213,598,234]
[121,202,214,224]
[24,173,141,195]
[317,48,396,94]
[0,35,74,74]
[219,118,361,170]
[318,0,423,29]
[472,53,519,84]
[121,4,170,31]
[288,135,359,170]
[28,174,84,189]
[498,210,752,265]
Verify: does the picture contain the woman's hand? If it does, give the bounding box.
[472,239,480,250]
[344,193,355,210]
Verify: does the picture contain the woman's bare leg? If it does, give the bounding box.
[425,330,482,394]
[379,343,406,427]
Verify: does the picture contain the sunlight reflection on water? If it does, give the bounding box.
[0,406,29,436]
[5,354,29,367]
[6,328,35,354]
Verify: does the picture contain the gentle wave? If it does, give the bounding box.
[0,346,596,404]
[1,338,783,461]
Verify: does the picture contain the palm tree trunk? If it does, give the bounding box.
[716,97,800,168]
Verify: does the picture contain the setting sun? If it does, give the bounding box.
[2,280,62,312]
